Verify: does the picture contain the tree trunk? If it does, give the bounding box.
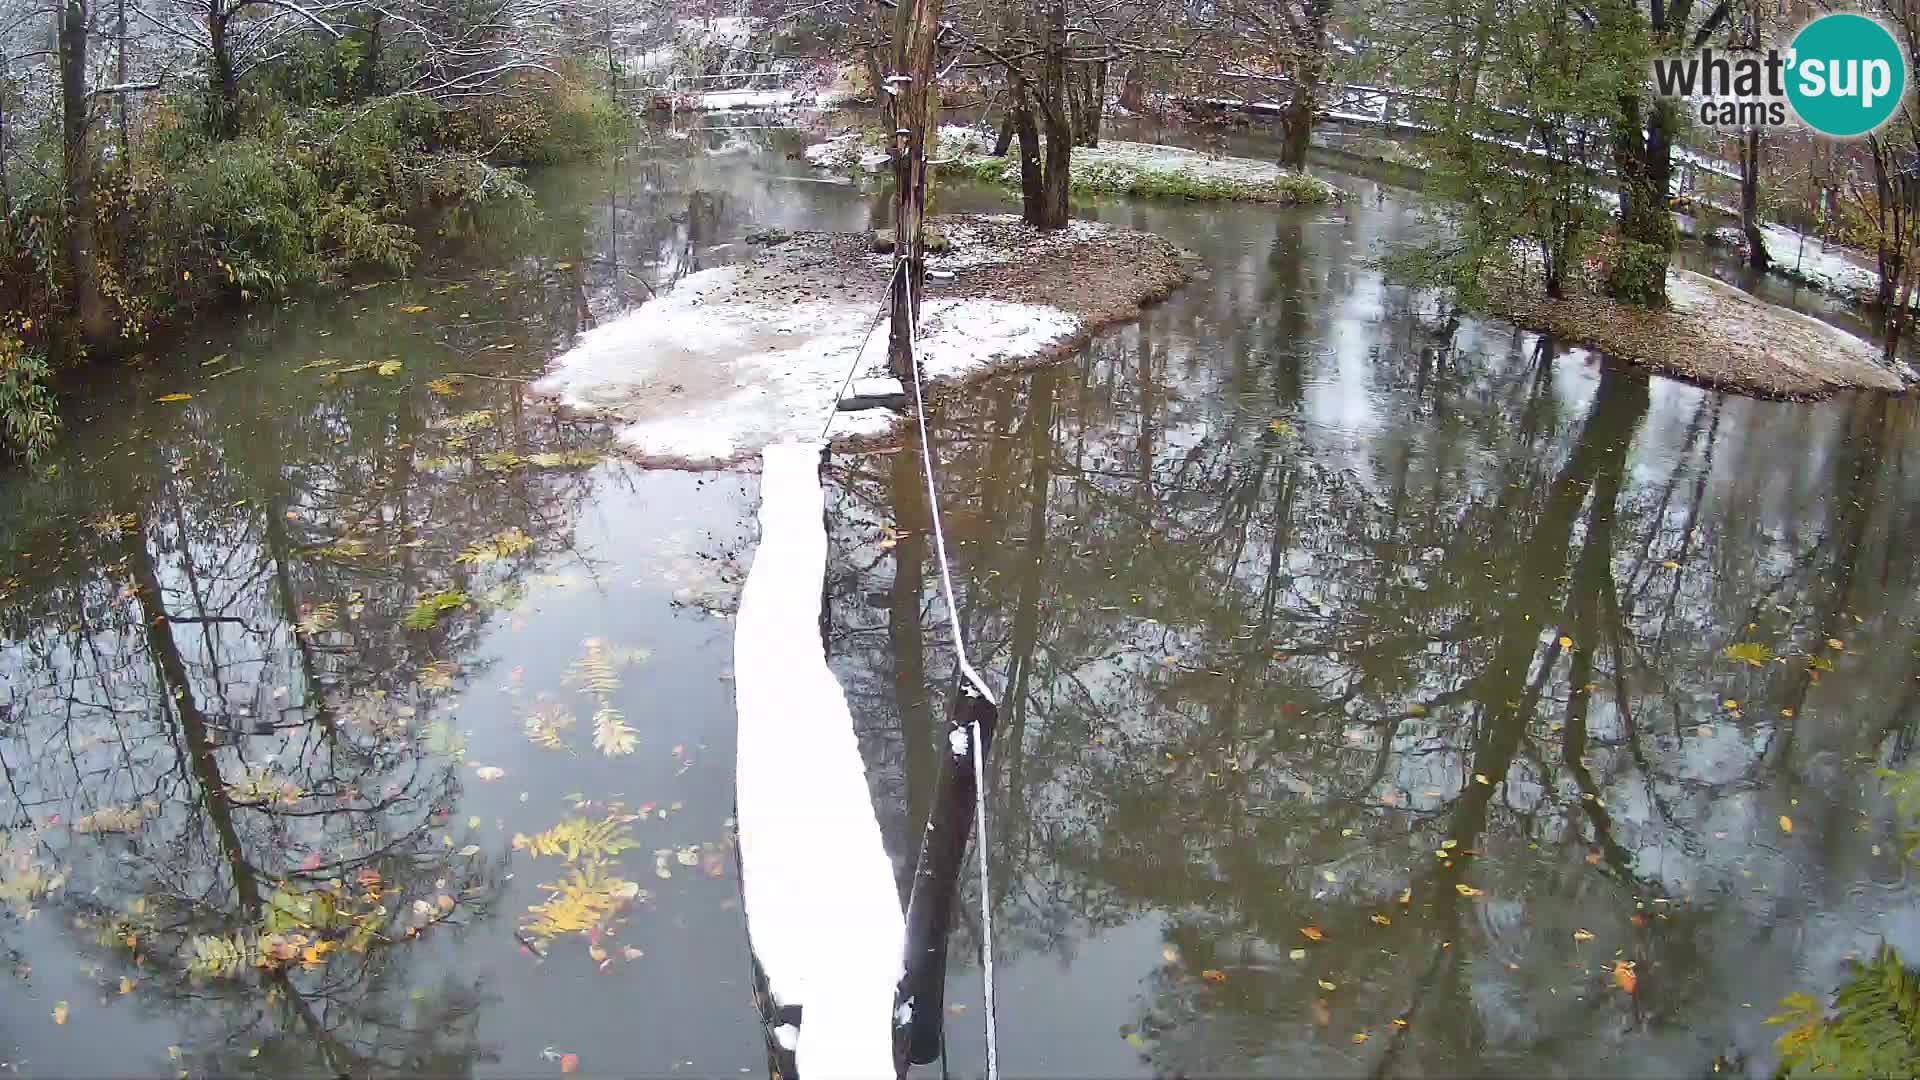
[885,0,944,379]
[1012,84,1043,224]
[1069,61,1104,147]
[993,107,1014,156]
[209,5,238,139]
[1740,127,1769,271]
[1025,0,1072,231]
[59,0,110,347]
[1118,61,1145,112]
[1610,93,1673,305]
[1279,0,1331,170]
[364,11,384,97]
[114,0,127,161]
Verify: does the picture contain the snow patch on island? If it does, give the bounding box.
[531,260,1081,465]
[735,440,903,1077]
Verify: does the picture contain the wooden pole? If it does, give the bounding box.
[886,0,943,381]
[892,673,997,1072]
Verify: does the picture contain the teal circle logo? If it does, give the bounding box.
[1787,13,1907,137]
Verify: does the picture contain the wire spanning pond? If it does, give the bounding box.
[2,125,1917,1078]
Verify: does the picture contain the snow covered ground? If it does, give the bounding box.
[530,252,1081,466]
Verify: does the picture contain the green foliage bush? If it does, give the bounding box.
[1603,238,1669,308]
[0,327,59,463]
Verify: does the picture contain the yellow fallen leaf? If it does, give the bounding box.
[1300,926,1324,941]
[1317,978,1337,991]
[1558,636,1572,648]
[1827,638,1844,650]
[1475,774,1490,785]
[1779,815,1793,834]
[156,393,193,403]
[119,975,135,994]
[1322,870,1337,883]
[1456,883,1485,897]
[1391,1017,1409,1029]
[473,766,505,781]
[1200,969,1228,983]
[1352,1032,1370,1044]
[1289,948,1307,961]
[1573,929,1595,942]
[589,944,608,962]
[435,894,455,912]
[621,946,643,961]
[1614,960,1638,994]
[1398,887,1412,904]
[53,1001,68,1024]
[377,360,402,376]
[1662,560,1680,569]
[400,305,429,314]
[1371,913,1392,926]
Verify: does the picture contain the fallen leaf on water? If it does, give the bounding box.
[458,845,481,857]
[1398,887,1412,904]
[1558,636,1572,648]
[1125,1032,1146,1048]
[156,393,193,403]
[1322,870,1337,883]
[413,899,434,917]
[1371,914,1392,926]
[377,360,402,377]
[1441,839,1458,850]
[119,976,134,994]
[1391,1017,1409,1029]
[622,946,643,961]
[1474,774,1490,785]
[1352,1032,1370,1044]
[1318,978,1337,991]
[1200,969,1228,983]
[1300,926,1324,941]
[1289,948,1307,961]
[1662,560,1681,569]
[1827,638,1844,650]
[53,1001,68,1024]
[436,894,455,913]
[1456,884,1485,897]
[588,944,607,963]
[473,766,506,781]
[1614,961,1638,994]
[1779,815,1793,834]
[560,1052,580,1074]
[1573,929,1595,942]
[400,305,429,314]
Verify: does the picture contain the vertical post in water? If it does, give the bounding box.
[887,0,944,382]
[893,673,997,1072]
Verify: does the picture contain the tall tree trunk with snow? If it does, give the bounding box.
[1740,127,1769,272]
[59,0,111,347]
[1012,82,1043,223]
[886,0,944,379]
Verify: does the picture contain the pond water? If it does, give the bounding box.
[3,123,1918,1079]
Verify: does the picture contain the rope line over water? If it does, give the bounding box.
[902,269,1001,1080]
[813,255,1001,1080]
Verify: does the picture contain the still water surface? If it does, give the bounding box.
[1,125,1917,1078]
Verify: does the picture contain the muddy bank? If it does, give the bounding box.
[1491,267,1907,400]
[531,214,1191,466]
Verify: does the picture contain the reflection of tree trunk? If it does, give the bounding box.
[1002,371,1055,783]
[891,434,934,873]
[1768,394,1887,772]
[1452,362,1649,849]
[125,522,261,913]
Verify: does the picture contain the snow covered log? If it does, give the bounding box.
[735,440,904,1078]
